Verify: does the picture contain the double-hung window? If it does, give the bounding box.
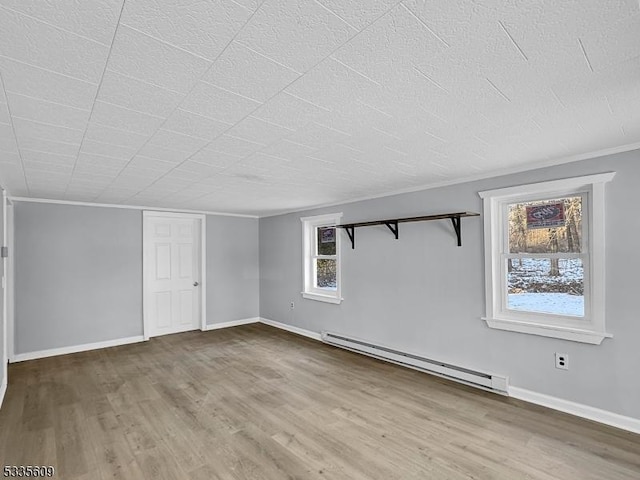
[479,173,615,344]
[301,213,342,304]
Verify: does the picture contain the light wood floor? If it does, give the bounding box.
[1,324,639,479]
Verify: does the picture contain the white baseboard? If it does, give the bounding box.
[10,335,145,363]
[203,317,260,331]
[509,386,640,435]
[259,317,322,341]
[0,378,6,410]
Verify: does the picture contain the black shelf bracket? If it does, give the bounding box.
[384,220,399,240]
[344,225,356,249]
[337,211,479,249]
[450,215,462,247]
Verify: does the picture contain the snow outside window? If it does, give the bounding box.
[479,173,615,344]
[301,213,343,304]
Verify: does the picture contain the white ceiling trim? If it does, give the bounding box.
[8,196,259,219]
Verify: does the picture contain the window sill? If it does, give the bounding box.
[302,292,343,304]
[482,317,612,345]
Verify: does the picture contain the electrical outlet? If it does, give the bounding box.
[555,353,569,370]
[290,301,295,309]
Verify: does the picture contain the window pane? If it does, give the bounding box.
[317,227,336,255]
[507,258,584,317]
[316,259,337,290]
[508,196,582,254]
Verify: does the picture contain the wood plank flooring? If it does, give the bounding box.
[1,323,639,479]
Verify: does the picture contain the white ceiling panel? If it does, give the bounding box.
[206,134,265,158]
[136,144,190,164]
[0,162,26,178]
[0,151,21,167]
[161,167,204,181]
[176,160,224,177]
[285,122,351,149]
[0,0,124,46]
[74,161,123,177]
[146,176,193,190]
[16,137,80,157]
[0,101,10,124]
[27,169,70,183]
[309,142,364,164]
[118,164,170,179]
[202,42,300,102]
[147,129,210,154]
[23,181,64,193]
[1,1,639,215]
[96,187,140,198]
[226,116,294,145]
[120,0,252,61]
[24,160,74,174]
[67,176,114,190]
[108,25,212,94]
[21,150,76,166]
[0,124,19,153]
[235,0,356,72]
[110,175,157,190]
[76,152,128,169]
[190,148,243,169]
[12,118,85,145]
[84,123,149,150]
[494,1,640,41]
[90,101,165,136]
[332,4,448,86]
[138,183,183,197]
[0,8,110,83]
[252,92,325,130]
[97,70,186,117]
[181,82,262,124]
[163,109,231,141]
[0,57,98,110]
[7,93,91,130]
[260,139,316,161]
[126,156,175,172]
[79,139,137,161]
[285,57,384,111]
[315,0,399,31]
[580,13,640,71]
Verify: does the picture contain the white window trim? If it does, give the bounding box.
[301,212,343,304]
[478,172,615,345]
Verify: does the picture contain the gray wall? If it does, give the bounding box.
[259,150,640,420]
[12,203,260,355]
[14,203,143,353]
[206,215,259,324]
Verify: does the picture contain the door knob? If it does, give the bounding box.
[193,281,199,287]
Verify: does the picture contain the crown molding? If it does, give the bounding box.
[8,196,259,218]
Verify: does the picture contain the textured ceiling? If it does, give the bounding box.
[0,1,639,216]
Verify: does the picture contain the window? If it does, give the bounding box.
[301,213,342,304]
[479,173,615,344]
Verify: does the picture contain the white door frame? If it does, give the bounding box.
[142,211,207,341]
[2,191,7,398]
[5,197,13,363]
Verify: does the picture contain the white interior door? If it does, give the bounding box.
[143,212,204,338]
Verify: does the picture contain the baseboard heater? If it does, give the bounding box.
[321,332,508,394]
